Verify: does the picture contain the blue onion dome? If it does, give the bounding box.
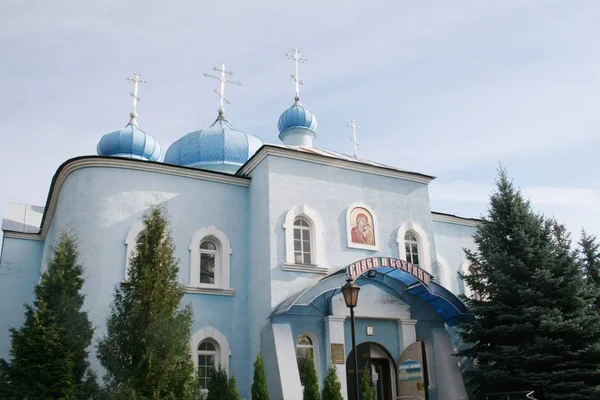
[163,111,263,174]
[97,113,162,161]
[277,97,317,133]
[277,97,318,147]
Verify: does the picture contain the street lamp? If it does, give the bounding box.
[342,278,361,400]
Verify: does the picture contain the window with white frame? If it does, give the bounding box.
[197,339,219,390]
[189,226,233,293]
[396,222,431,273]
[283,205,327,273]
[404,232,420,266]
[296,334,314,386]
[191,326,230,383]
[293,218,312,265]
[200,240,217,284]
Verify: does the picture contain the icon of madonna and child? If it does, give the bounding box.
[349,207,375,246]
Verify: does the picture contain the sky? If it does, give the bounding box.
[1,0,599,245]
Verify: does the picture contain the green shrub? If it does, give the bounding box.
[301,354,320,400]
[361,364,374,400]
[321,363,343,400]
[251,353,269,400]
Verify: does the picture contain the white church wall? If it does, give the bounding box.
[0,237,44,361]
[264,155,439,309]
[246,159,278,397]
[33,163,253,395]
[431,219,478,296]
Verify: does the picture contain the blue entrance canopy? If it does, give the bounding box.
[270,261,473,327]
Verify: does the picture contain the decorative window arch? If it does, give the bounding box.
[191,325,230,376]
[124,221,145,281]
[190,226,232,291]
[295,331,322,386]
[346,202,378,251]
[283,205,327,274]
[459,260,482,300]
[396,222,432,273]
[435,255,453,291]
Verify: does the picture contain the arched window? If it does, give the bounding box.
[191,326,230,377]
[197,339,219,390]
[435,255,453,291]
[293,218,312,265]
[404,232,420,266]
[396,222,432,273]
[296,334,314,386]
[460,260,482,300]
[200,240,217,284]
[189,226,233,294]
[283,205,327,274]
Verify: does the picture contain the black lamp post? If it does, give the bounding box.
[342,278,361,400]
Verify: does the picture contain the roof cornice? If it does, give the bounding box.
[238,145,435,185]
[431,211,480,227]
[3,231,42,240]
[2,156,250,240]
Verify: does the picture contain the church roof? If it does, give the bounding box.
[237,144,436,184]
[164,117,263,170]
[97,121,162,161]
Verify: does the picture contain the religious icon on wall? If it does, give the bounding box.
[347,205,377,249]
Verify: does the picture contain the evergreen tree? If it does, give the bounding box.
[457,168,600,399]
[0,230,97,399]
[321,363,343,400]
[546,222,600,398]
[227,374,241,400]
[251,353,269,400]
[360,364,374,400]
[301,355,320,400]
[579,229,600,309]
[206,366,230,400]
[97,202,199,399]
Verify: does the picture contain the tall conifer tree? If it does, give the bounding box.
[301,355,320,400]
[206,366,240,400]
[360,364,374,400]
[0,230,97,399]
[251,353,269,400]
[97,202,199,399]
[458,169,600,399]
[579,229,600,309]
[321,363,343,400]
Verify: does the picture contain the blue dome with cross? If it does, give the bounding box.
[277,97,318,147]
[277,98,318,133]
[164,113,263,174]
[97,113,162,161]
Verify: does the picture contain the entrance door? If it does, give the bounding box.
[346,342,395,400]
[371,358,392,400]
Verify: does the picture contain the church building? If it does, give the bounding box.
[0,49,479,400]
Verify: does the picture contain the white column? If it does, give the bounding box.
[325,316,348,400]
[272,323,303,400]
[397,319,417,351]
